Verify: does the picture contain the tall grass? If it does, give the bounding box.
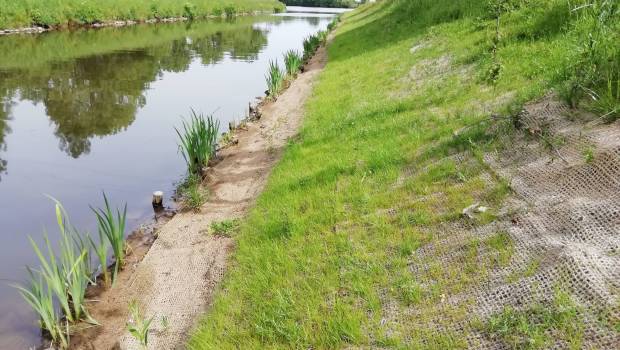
[176,110,220,175]
[91,193,127,283]
[558,0,619,120]
[265,60,285,98]
[284,50,303,76]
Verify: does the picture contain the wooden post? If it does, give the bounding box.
[152,191,164,209]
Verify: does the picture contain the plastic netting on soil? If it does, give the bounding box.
[389,96,619,349]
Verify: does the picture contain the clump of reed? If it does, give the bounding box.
[265,60,285,99]
[302,34,321,61]
[91,192,127,283]
[15,200,97,349]
[327,16,340,32]
[317,30,328,44]
[176,109,220,175]
[284,50,303,77]
[15,194,128,348]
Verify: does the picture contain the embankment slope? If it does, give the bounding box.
[189,0,619,349]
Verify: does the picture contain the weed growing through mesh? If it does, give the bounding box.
[210,219,240,237]
[126,300,154,349]
[180,173,207,211]
[485,289,584,349]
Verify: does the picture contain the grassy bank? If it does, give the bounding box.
[0,0,284,30]
[189,0,618,349]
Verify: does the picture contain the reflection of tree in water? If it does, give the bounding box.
[0,21,269,160]
[0,75,14,178]
[44,52,154,157]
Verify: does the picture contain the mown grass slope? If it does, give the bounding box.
[190,0,618,349]
[0,0,284,29]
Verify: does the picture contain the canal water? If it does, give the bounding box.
[0,9,335,348]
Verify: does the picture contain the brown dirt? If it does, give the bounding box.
[71,46,328,350]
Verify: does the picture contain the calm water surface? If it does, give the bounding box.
[0,11,334,348]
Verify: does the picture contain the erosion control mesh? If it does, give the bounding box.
[403,96,619,349]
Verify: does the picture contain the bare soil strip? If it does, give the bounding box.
[73,45,328,350]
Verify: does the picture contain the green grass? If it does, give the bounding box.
[0,0,284,29]
[189,0,618,348]
[179,173,208,211]
[210,219,240,237]
[485,290,584,349]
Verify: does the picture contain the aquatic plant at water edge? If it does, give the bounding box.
[317,30,328,44]
[15,200,96,348]
[176,110,220,175]
[88,229,111,288]
[284,50,303,76]
[15,269,68,348]
[327,16,340,32]
[91,192,127,283]
[265,60,285,98]
[126,300,154,349]
[51,200,94,323]
[302,34,321,60]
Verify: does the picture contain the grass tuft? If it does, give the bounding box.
[210,219,240,237]
[179,173,208,211]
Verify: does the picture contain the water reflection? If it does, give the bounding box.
[0,18,271,160]
[0,106,8,178]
